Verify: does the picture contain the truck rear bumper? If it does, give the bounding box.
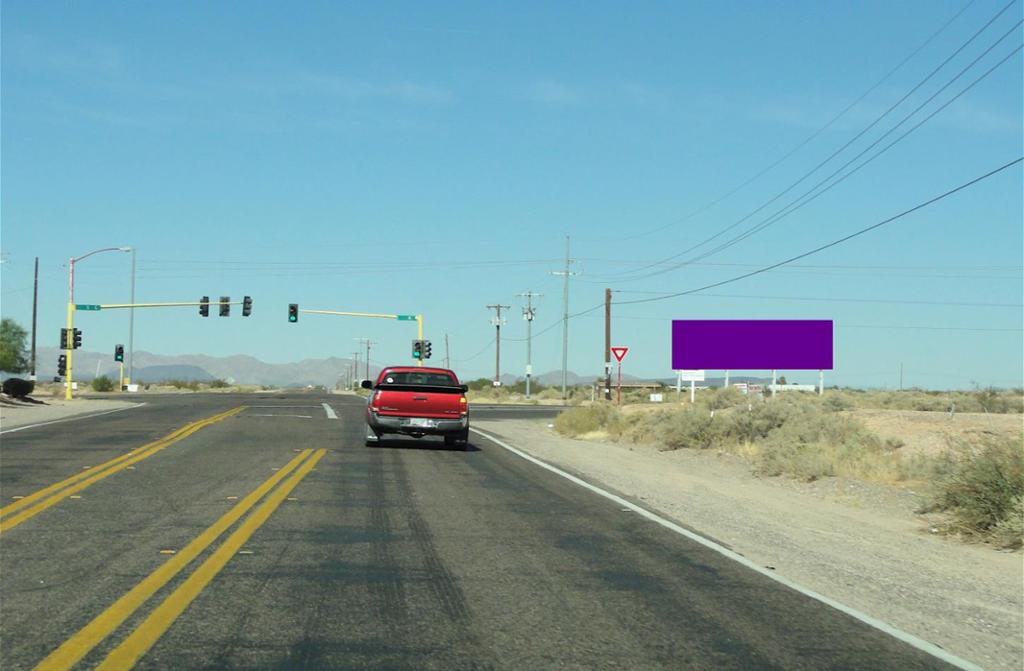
[367,412,468,436]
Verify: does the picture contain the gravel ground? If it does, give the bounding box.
[0,397,140,431]
[475,418,1023,671]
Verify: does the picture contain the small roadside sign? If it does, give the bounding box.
[611,346,629,362]
[679,369,705,382]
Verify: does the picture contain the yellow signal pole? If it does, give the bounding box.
[416,315,424,367]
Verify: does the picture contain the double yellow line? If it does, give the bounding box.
[0,407,245,534]
[36,447,326,671]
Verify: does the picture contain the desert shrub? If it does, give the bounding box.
[927,437,1024,547]
[91,376,114,392]
[209,379,230,389]
[823,393,854,412]
[707,386,747,410]
[752,404,905,482]
[990,496,1023,550]
[659,409,730,450]
[162,379,200,391]
[553,404,621,437]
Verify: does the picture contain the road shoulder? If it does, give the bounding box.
[474,417,1023,671]
[1,398,141,432]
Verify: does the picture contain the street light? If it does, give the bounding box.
[65,246,132,400]
[118,247,137,387]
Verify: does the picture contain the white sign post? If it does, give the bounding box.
[611,347,628,404]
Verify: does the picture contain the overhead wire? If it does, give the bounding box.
[604,0,980,244]
[613,157,1023,306]
[655,36,1024,276]
[604,1,1021,280]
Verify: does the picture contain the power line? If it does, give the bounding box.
[605,0,980,244]
[611,291,1022,308]
[665,37,1024,274]
[607,2,1021,280]
[614,157,1023,306]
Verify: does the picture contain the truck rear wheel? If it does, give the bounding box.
[445,429,470,450]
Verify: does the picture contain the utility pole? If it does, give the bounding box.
[604,287,612,401]
[487,304,510,386]
[30,257,38,380]
[352,351,361,384]
[518,291,542,399]
[355,338,375,381]
[444,333,451,370]
[899,362,904,391]
[551,236,577,400]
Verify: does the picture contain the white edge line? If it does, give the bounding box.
[321,403,338,420]
[0,403,146,435]
[469,426,982,671]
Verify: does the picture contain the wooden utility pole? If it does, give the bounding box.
[487,304,510,386]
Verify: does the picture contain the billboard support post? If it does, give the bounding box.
[819,370,824,395]
[771,370,777,397]
[724,370,729,388]
[690,379,695,404]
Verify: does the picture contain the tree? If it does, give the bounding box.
[0,318,29,373]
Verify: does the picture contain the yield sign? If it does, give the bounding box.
[611,346,629,362]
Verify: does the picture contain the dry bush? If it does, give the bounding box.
[553,404,622,437]
[923,437,1024,548]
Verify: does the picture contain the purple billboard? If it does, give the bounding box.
[672,320,833,370]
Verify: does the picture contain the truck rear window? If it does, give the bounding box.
[379,372,458,387]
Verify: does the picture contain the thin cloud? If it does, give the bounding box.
[525,80,585,106]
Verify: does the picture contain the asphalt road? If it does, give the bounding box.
[0,393,953,670]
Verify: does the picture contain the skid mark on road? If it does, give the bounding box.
[366,448,409,633]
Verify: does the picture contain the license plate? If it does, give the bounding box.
[405,418,436,428]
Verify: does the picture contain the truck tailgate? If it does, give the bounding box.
[373,388,464,419]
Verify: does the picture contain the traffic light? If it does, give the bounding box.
[57,354,67,376]
[199,296,210,317]
[423,340,432,359]
[242,296,252,317]
[288,303,299,323]
[114,344,125,362]
[60,328,69,349]
[72,328,83,349]
[219,296,230,317]
[412,340,423,359]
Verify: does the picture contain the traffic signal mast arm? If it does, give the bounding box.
[293,308,425,366]
[86,301,248,310]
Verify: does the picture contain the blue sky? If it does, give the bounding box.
[2,1,1021,388]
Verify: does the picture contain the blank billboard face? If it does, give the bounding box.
[672,320,833,370]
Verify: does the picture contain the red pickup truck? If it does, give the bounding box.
[361,367,470,449]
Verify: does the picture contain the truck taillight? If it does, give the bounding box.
[460,395,467,416]
[371,391,381,410]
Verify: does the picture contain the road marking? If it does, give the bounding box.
[469,427,983,671]
[0,403,144,435]
[33,449,317,671]
[96,449,326,670]
[0,407,244,533]
[246,405,323,408]
[248,414,313,418]
[321,403,337,419]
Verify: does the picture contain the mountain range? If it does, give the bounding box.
[24,349,769,389]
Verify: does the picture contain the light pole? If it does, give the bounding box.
[519,291,541,399]
[125,247,136,386]
[65,246,132,400]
